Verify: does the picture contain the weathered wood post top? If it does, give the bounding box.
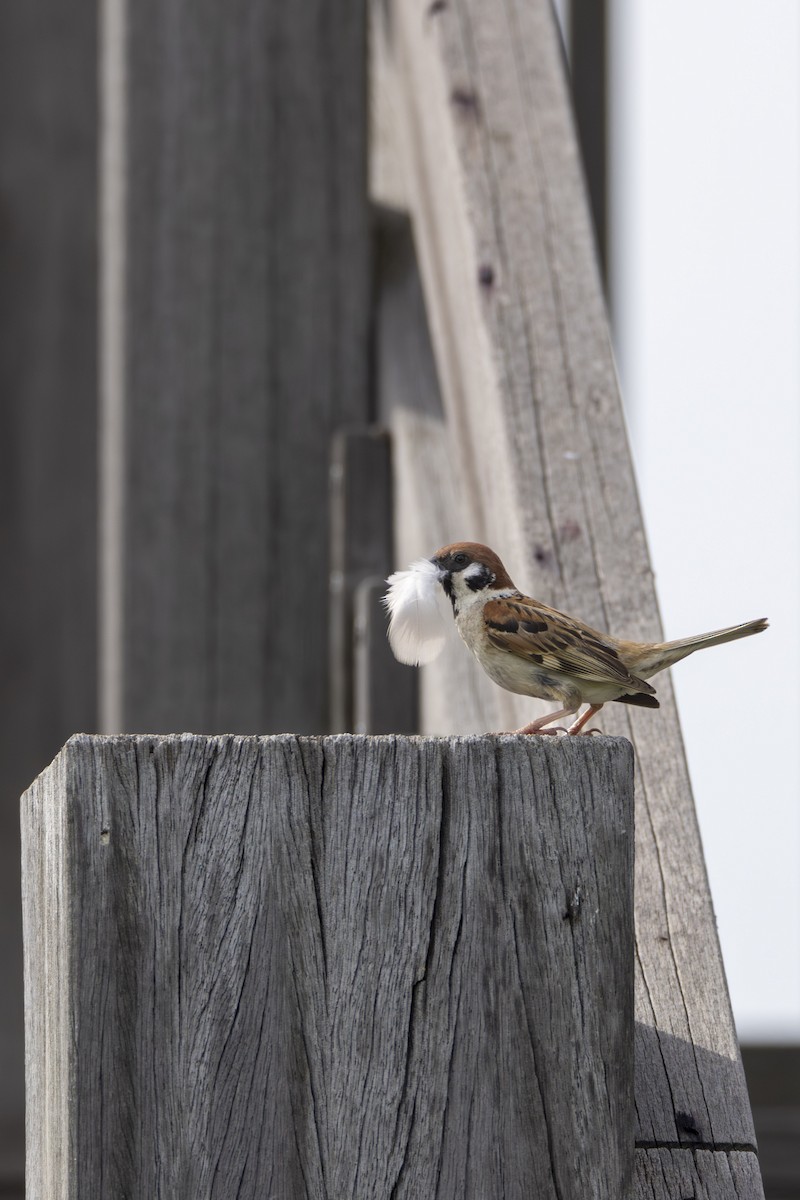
[23,733,633,1199]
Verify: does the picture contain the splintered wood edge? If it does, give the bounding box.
[21,749,71,1200]
[635,1148,764,1198]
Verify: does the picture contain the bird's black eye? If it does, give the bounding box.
[453,552,469,567]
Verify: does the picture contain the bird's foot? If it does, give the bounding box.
[569,725,605,736]
[566,704,604,736]
[505,705,577,736]
[511,722,569,736]
[490,724,569,735]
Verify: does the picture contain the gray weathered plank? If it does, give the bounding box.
[372,207,520,736]
[0,4,97,1187]
[371,0,762,1188]
[100,0,370,736]
[23,733,633,1198]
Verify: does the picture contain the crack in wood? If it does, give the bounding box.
[636,1141,759,1154]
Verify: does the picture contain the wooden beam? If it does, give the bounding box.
[100,0,370,736]
[371,0,763,1192]
[0,3,97,1187]
[23,733,634,1197]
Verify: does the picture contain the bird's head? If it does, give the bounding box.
[430,542,515,613]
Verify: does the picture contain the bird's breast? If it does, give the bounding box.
[455,605,575,703]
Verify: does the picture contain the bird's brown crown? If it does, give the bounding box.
[431,542,516,589]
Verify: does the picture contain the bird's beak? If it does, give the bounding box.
[430,557,448,581]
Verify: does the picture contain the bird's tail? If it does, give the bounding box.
[632,618,768,677]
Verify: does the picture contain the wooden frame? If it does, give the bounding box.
[8,0,767,1192]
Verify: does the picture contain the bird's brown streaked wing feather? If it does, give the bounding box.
[483,596,656,695]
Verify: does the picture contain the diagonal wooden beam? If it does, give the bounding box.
[371,0,763,1192]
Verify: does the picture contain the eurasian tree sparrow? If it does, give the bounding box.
[385,541,768,735]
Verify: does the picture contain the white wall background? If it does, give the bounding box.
[609,1,800,1041]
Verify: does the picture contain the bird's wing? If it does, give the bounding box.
[483,595,655,695]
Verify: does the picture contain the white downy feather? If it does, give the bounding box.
[383,558,449,665]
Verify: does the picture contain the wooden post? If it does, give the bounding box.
[100,0,370,736]
[0,3,97,1186]
[23,733,633,1198]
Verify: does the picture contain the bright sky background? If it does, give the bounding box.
[609,1,800,1042]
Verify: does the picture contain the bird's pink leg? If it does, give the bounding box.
[513,706,576,736]
[567,703,604,735]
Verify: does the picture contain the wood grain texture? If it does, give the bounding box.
[0,5,97,1185]
[23,733,633,1198]
[371,0,763,1188]
[100,0,370,736]
[21,750,70,1200]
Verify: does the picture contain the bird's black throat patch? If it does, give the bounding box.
[465,564,494,591]
[441,573,457,611]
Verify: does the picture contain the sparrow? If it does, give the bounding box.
[408,541,768,735]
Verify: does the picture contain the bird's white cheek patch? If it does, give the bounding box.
[462,561,494,591]
[382,558,449,666]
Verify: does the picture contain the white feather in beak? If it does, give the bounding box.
[383,558,450,665]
